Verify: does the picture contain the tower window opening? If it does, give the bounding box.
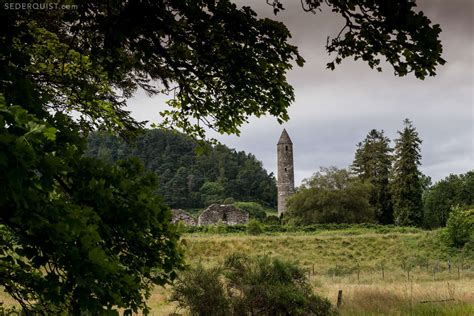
[284,167,287,172]
[285,145,288,151]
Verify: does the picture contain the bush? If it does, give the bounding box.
[171,253,333,316]
[246,220,263,235]
[223,197,236,204]
[263,215,280,225]
[446,207,474,248]
[206,221,228,234]
[233,202,268,221]
[171,265,229,316]
[224,253,333,316]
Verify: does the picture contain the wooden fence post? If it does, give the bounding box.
[355,261,360,282]
[337,290,343,308]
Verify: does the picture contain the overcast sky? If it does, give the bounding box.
[128,0,473,186]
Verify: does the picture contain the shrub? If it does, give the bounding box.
[224,253,332,316]
[246,220,263,235]
[170,253,333,316]
[233,202,268,221]
[223,197,236,204]
[445,207,474,248]
[170,265,230,316]
[206,221,227,234]
[263,215,280,225]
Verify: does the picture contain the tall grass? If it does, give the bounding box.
[182,228,469,271]
[319,279,473,315]
[2,227,472,315]
[169,227,473,315]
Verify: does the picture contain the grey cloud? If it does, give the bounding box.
[127,0,473,185]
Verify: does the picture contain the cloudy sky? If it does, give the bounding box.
[128,0,473,186]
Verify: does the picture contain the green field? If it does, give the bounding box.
[152,227,473,315]
[2,227,473,315]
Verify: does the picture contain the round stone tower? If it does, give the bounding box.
[277,129,294,216]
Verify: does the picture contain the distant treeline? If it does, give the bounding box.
[286,119,474,228]
[86,130,277,209]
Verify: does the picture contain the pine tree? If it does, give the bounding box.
[352,129,393,224]
[391,119,424,226]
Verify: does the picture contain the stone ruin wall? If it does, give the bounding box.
[198,204,249,226]
[171,209,197,226]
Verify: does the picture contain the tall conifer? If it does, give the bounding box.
[352,129,393,224]
[392,119,424,226]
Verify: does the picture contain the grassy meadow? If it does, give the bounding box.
[1,226,473,315]
[150,227,473,315]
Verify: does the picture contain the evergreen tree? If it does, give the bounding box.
[86,130,278,209]
[391,119,424,226]
[352,129,393,224]
[0,0,445,310]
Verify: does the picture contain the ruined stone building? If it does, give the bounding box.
[277,129,295,216]
[171,209,197,226]
[198,204,249,226]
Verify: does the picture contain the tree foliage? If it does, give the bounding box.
[0,8,184,313]
[3,1,444,138]
[170,264,229,316]
[1,0,446,311]
[423,171,474,228]
[445,207,474,248]
[0,98,182,312]
[233,202,269,221]
[86,130,277,209]
[286,167,375,225]
[272,0,445,80]
[391,119,424,226]
[7,0,304,138]
[352,129,393,224]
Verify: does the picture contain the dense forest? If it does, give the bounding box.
[86,130,277,209]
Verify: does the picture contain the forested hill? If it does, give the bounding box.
[86,130,277,209]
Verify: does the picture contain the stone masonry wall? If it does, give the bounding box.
[198,204,249,226]
[171,209,197,226]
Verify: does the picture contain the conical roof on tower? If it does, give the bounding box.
[277,128,292,144]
